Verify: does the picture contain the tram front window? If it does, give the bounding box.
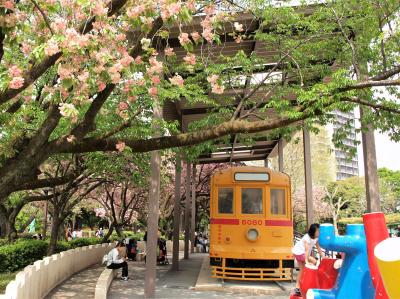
[218,188,233,214]
[241,188,263,214]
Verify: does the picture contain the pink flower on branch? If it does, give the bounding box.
[116,141,126,152]
[118,101,129,111]
[151,75,161,85]
[44,39,61,56]
[164,47,174,57]
[183,53,196,65]
[9,65,22,77]
[179,32,191,46]
[92,2,108,16]
[191,31,201,42]
[9,77,24,89]
[169,74,184,86]
[148,86,158,97]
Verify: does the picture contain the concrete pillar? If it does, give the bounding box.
[144,101,162,298]
[190,164,196,254]
[303,129,314,227]
[172,155,181,271]
[278,139,284,172]
[361,109,380,212]
[184,162,191,259]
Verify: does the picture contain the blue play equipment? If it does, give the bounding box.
[307,224,375,299]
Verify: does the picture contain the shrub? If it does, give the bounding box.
[68,237,101,248]
[0,240,48,272]
[0,237,107,273]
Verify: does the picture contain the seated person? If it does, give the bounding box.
[106,241,129,281]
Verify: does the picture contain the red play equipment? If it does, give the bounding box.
[317,258,338,289]
[300,264,319,297]
[363,212,389,299]
[291,258,339,299]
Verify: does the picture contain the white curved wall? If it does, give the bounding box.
[0,243,113,299]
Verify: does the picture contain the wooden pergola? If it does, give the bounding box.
[144,9,380,298]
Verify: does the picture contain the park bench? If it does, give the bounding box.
[94,268,118,299]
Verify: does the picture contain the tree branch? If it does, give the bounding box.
[30,0,54,35]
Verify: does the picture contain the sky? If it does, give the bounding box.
[357,132,400,175]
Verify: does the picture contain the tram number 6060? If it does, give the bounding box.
[242,220,263,226]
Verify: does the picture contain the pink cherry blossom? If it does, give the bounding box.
[9,77,24,89]
[92,2,108,16]
[93,65,105,74]
[110,72,121,84]
[191,31,201,42]
[116,33,126,41]
[120,55,134,67]
[97,81,106,91]
[202,28,214,43]
[135,56,143,64]
[212,84,225,94]
[9,65,22,77]
[204,4,216,15]
[45,39,60,56]
[179,32,191,46]
[148,86,158,97]
[21,43,31,55]
[136,79,145,86]
[169,74,184,86]
[165,47,174,56]
[127,5,145,19]
[116,141,126,152]
[3,1,14,10]
[118,102,129,111]
[235,35,242,44]
[59,103,78,118]
[53,18,67,33]
[183,53,196,65]
[207,74,219,84]
[151,76,161,85]
[234,22,244,32]
[128,95,137,102]
[168,3,181,15]
[187,0,196,12]
[58,65,73,80]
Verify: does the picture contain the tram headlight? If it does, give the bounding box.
[246,228,259,241]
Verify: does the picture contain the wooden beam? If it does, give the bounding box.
[190,164,196,254]
[303,129,314,227]
[184,162,191,259]
[278,139,284,172]
[172,154,181,271]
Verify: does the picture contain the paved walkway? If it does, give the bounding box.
[109,254,292,299]
[46,263,104,298]
[47,253,293,299]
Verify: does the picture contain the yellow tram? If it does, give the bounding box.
[209,166,294,281]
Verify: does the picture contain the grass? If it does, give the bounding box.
[0,272,16,293]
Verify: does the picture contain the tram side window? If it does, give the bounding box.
[241,188,263,214]
[271,189,286,215]
[218,188,234,214]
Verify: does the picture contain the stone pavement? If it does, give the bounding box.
[108,253,292,299]
[46,263,104,298]
[46,253,294,299]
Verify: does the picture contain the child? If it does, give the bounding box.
[292,223,323,296]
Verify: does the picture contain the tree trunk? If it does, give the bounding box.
[115,223,124,238]
[333,215,338,235]
[48,209,61,255]
[0,210,8,238]
[6,220,17,242]
[102,224,114,242]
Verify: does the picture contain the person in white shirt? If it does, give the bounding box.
[291,223,323,296]
[106,241,129,280]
